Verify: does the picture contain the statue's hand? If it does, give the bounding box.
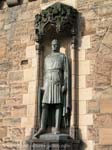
[41,87,45,90]
[62,86,67,93]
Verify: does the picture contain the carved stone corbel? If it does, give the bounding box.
[7,0,20,7]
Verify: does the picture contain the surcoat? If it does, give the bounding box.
[42,52,68,105]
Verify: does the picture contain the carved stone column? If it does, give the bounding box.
[70,29,79,141]
[34,40,41,129]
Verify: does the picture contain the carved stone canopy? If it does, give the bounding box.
[35,2,78,42]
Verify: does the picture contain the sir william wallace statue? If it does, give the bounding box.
[34,39,71,138]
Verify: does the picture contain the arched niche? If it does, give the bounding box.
[35,2,79,140]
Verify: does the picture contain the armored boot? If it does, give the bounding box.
[33,104,48,138]
[54,104,62,134]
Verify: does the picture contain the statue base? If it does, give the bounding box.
[30,133,80,150]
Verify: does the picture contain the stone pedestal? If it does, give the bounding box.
[30,133,80,150]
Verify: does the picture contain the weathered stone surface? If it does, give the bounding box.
[87,125,98,142]
[10,82,28,96]
[0,48,6,58]
[94,114,112,128]
[87,100,99,113]
[3,118,21,126]
[12,105,27,117]
[79,114,93,125]
[95,145,112,150]
[0,126,7,138]
[0,119,3,126]
[8,71,23,82]
[100,99,112,113]
[99,128,112,145]
[6,96,22,105]
[0,85,9,98]
[0,111,11,119]
[98,6,112,17]
[0,60,11,72]
[8,127,25,139]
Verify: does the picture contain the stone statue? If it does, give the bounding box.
[34,39,71,138]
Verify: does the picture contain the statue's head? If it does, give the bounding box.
[51,39,60,52]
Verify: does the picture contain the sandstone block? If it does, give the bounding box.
[28,81,36,93]
[3,118,21,127]
[8,128,25,139]
[85,20,96,35]
[79,101,87,114]
[8,71,23,82]
[100,87,112,101]
[0,48,6,58]
[79,35,91,50]
[87,100,99,113]
[23,93,36,105]
[100,99,112,113]
[32,57,37,67]
[95,145,112,150]
[0,127,7,138]
[102,31,112,47]
[27,105,35,117]
[79,114,93,126]
[0,98,6,105]
[26,45,36,58]
[0,72,7,80]
[25,128,33,137]
[78,75,86,88]
[79,126,87,140]
[12,105,27,117]
[94,114,112,128]
[0,60,11,72]
[99,128,112,145]
[98,6,112,17]
[0,119,3,126]
[79,60,91,75]
[79,88,93,100]
[21,117,35,128]
[6,96,22,105]
[87,125,98,141]
[0,85,9,98]
[0,111,11,119]
[78,49,86,61]
[10,83,28,96]
[24,68,37,81]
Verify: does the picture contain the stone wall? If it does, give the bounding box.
[0,1,40,150]
[0,0,112,150]
[77,0,112,149]
[0,0,77,150]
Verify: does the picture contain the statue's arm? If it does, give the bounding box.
[62,55,69,92]
[64,55,71,108]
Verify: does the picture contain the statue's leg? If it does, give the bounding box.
[40,103,48,129]
[54,104,62,134]
[34,104,48,138]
